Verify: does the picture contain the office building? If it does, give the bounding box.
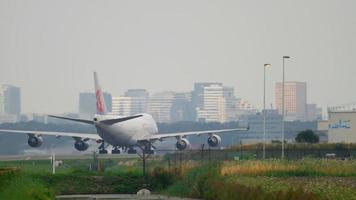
[124,89,149,114]
[275,81,307,121]
[195,84,225,122]
[170,92,195,122]
[111,89,149,116]
[192,82,223,110]
[112,96,132,116]
[194,83,238,123]
[0,85,21,115]
[148,91,175,123]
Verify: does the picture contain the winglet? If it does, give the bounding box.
[94,72,107,115]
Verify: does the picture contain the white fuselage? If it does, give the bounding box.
[93,113,158,146]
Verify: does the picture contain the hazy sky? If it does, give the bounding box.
[0,0,355,114]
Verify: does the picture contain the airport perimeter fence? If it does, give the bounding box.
[161,144,356,163]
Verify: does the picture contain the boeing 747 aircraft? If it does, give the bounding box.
[0,72,248,154]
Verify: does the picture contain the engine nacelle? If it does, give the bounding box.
[207,134,221,147]
[176,138,190,151]
[74,140,89,151]
[28,135,43,148]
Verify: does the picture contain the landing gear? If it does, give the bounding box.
[128,147,137,154]
[98,141,108,154]
[99,149,108,154]
[112,146,121,154]
[143,143,154,155]
[143,149,154,154]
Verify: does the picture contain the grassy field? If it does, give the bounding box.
[164,159,356,200]
[2,156,356,200]
[0,156,172,199]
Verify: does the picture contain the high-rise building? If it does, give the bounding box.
[148,91,175,123]
[195,84,226,122]
[170,92,195,122]
[275,82,307,121]
[124,89,149,114]
[79,92,112,117]
[192,82,223,110]
[112,96,132,116]
[0,85,21,115]
[111,89,149,116]
[223,87,238,122]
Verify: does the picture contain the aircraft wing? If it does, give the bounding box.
[138,128,248,142]
[0,129,101,140]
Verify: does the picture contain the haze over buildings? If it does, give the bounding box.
[0,1,355,114]
[275,81,321,121]
[0,84,21,123]
[79,92,112,118]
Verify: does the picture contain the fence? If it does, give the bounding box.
[161,144,356,162]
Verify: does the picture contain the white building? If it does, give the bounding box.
[196,84,227,123]
[112,96,133,116]
[0,84,21,115]
[111,89,149,116]
[148,91,175,123]
[328,110,356,143]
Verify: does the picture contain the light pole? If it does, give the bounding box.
[282,56,290,159]
[263,64,271,159]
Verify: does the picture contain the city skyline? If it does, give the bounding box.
[0,80,324,117]
[1,1,355,113]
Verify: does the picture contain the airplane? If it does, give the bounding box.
[0,72,248,154]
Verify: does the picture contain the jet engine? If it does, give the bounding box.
[74,140,89,151]
[176,138,190,151]
[207,134,221,147]
[28,135,43,148]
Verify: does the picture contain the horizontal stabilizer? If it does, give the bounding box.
[100,115,143,125]
[48,115,94,125]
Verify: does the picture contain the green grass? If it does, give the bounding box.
[0,168,54,200]
[163,159,356,200]
[0,157,172,198]
[3,156,356,199]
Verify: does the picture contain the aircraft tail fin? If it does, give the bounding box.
[94,72,107,115]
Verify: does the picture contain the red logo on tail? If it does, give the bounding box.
[96,90,105,114]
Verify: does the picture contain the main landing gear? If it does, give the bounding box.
[142,142,154,155]
[98,141,108,154]
[128,147,137,154]
[111,146,121,154]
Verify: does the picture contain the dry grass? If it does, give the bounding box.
[221,160,298,176]
[220,159,356,177]
[0,167,19,175]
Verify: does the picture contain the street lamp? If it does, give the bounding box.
[263,64,271,159]
[282,56,290,159]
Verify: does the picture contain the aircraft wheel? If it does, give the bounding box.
[143,149,154,154]
[111,149,121,154]
[99,149,108,154]
[128,149,137,154]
